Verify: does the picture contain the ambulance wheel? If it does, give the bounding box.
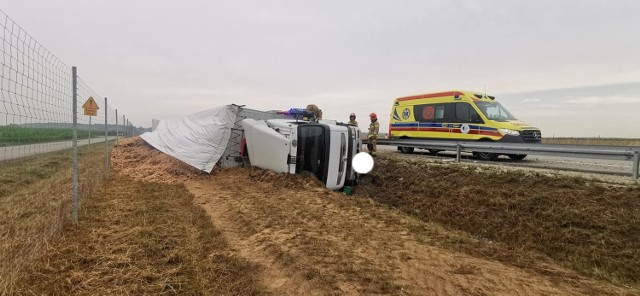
[508,154,527,161]
[474,151,498,161]
[399,146,414,154]
[428,149,442,155]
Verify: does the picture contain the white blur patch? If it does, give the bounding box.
[352,152,374,174]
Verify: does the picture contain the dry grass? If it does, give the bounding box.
[5,137,636,294]
[2,138,266,295]
[111,137,210,184]
[0,143,107,294]
[191,166,634,295]
[356,155,640,287]
[17,174,266,295]
[543,137,640,146]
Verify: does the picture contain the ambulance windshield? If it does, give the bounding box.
[474,101,517,122]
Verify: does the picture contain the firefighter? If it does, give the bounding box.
[347,113,358,127]
[367,112,379,156]
[305,104,323,122]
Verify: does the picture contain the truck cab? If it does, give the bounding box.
[241,118,361,190]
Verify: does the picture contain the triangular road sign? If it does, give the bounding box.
[82,96,99,116]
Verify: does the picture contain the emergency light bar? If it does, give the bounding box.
[274,108,315,120]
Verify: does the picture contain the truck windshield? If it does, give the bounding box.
[474,101,517,122]
[296,125,326,181]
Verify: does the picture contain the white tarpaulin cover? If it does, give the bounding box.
[140,105,237,173]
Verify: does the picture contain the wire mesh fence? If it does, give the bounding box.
[0,8,145,292]
[0,9,135,163]
[0,8,139,226]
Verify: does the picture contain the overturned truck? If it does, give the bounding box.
[242,118,361,190]
[141,104,362,190]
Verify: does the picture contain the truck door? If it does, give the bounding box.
[241,119,292,174]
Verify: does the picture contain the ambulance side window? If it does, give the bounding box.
[436,105,449,122]
[415,104,448,122]
[455,103,483,124]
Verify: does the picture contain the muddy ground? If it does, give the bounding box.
[186,167,634,295]
[121,138,640,294]
[14,138,640,295]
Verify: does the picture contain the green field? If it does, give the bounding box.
[0,126,115,147]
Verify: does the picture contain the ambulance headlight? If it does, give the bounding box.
[498,129,520,136]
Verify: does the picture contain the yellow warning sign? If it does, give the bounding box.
[82,96,99,116]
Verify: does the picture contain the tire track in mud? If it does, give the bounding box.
[188,183,320,295]
[186,167,627,295]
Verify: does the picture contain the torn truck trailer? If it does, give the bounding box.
[140,105,362,190]
[242,118,362,190]
[140,105,287,173]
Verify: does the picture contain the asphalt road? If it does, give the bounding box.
[377,145,636,177]
[0,137,118,162]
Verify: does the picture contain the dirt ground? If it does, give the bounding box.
[17,170,266,295]
[185,167,637,295]
[18,137,636,295]
[357,154,640,286]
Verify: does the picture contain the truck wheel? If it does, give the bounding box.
[399,146,414,154]
[428,149,442,155]
[508,154,527,160]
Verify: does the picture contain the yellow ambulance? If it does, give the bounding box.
[389,90,541,160]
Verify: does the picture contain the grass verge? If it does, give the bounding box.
[17,173,266,295]
[0,143,106,293]
[356,156,640,287]
[1,142,266,295]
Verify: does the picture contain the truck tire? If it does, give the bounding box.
[399,146,414,154]
[508,154,527,160]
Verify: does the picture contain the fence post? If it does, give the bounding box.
[633,150,639,180]
[71,66,79,225]
[115,109,118,145]
[456,143,461,163]
[123,115,126,137]
[104,97,109,178]
[88,116,91,147]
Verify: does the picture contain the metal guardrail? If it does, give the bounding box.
[366,138,640,180]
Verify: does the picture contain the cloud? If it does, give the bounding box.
[561,96,640,106]
[521,98,541,103]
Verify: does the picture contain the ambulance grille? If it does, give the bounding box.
[521,130,542,143]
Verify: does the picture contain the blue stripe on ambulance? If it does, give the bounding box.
[391,123,498,131]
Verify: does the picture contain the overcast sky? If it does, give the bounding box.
[3,0,639,137]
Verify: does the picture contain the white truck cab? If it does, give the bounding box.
[241,118,361,190]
